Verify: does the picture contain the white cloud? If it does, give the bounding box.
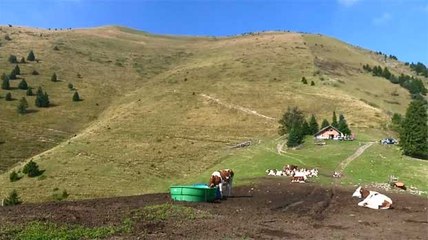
[337,0,361,7]
[372,13,392,26]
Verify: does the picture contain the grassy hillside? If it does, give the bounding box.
[0,26,426,202]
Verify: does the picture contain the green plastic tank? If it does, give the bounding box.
[170,184,217,202]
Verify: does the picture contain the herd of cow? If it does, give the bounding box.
[208,167,393,210]
[265,164,319,183]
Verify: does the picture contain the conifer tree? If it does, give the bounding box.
[400,100,428,159]
[14,65,20,75]
[20,57,26,63]
[17,97,29,114]
[27,50,35,61]
[9,171,20,182]
[309,114,319,135]
[321,119,330,129]
[35,87,49,108]
[332,111,338,128]
[72,91,80,101]
[18,79,28,90]
[310,81,315,86]
[338,114,351,135]
[1,75,10,90]
[26,88,33,96]
[302,119,311,136]
[22,160,42,177]
[3,190,22,206]
[287,125,304,147]
[5,92,12,101]
[8,55,17,63]
[278,106,305,135]
[9,68,17,80]
[301,77,308,84]
[51,72,58,82]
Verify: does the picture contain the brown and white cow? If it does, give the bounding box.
[352,186,393,210]
[209,169,234,199]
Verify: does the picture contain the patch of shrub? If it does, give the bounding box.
[5,92,12,101]
[52,189,69,201]
[31,70,39,75]
[301,77,307,84]
[3,190,22,206]
[9,171,21,182]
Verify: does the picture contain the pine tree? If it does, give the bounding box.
[9,68,17,80]
[8,55,17,63]
[310,81,315,86]
[3,190,22,206]
[72,91,80,102]
[400,100,428,159]
[332,111,338,128]
[18,79,28,90]
[309,114,319,135]
[27,50,36,61]
[287,126,304,147]
[14,65,20,75]
[278,106,305,135]
[20,57,26,63]
[1,75,10,90]
[68,83,74,90]
[301,77,308,84]
[302,120,311,136]
[26,88,33,96]
[321,119,330,129]
[35,87,49,108]
[22,160,42,177]
[31,70,39,75]
[338,114,351,135]
[51,72,58,82]
[17,97,29,114]
[5,92,12,101]
[391,113,402,132]
[43,92,50,106]
[9,171,20,182]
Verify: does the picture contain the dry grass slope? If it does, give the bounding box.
[0,26,425,202]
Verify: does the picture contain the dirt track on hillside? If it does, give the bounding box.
[1,178,427,239]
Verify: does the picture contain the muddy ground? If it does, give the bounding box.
[0,178,427,239]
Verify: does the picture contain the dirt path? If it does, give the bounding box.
[335,142,374,174]
[200,93,276,120]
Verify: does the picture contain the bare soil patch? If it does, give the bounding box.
[1,178,427,239]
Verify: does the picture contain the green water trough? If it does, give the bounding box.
[170,184,219,202]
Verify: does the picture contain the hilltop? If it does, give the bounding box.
[0,25,426,202]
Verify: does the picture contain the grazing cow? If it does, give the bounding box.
[291,171,307,183]
[266,169,277,176]
[209,169,234,199]
[352,186,393,210]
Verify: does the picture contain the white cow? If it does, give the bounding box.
[352,186,393,210]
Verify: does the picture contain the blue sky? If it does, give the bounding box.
[1,0,427,64]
